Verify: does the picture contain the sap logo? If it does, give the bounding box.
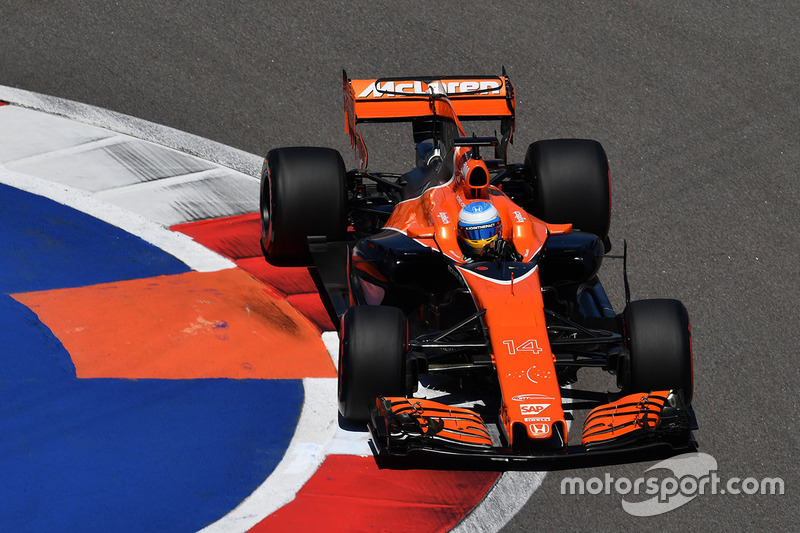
[437,212,451,225]
[524,417,551,422]
[512,394,553,402]
[513,210,526,223]
[530,423,550,435]
[358,79,502,98]
[520,404,550,415]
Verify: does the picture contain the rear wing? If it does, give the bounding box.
[343,70,516,169]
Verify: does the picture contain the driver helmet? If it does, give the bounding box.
[457,201,502,254]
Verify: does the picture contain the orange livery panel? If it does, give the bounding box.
[457,265,566,444]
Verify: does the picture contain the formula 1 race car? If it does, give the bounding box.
[259,70,697,460]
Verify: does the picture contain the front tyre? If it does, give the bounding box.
[338,305,409,423]
[621,299,693,404]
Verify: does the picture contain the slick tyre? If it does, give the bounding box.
[338,305,408,423]
[260,147,347,265]
[622,299,693,404]
[523,139,611,241]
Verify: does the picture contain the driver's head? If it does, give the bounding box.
[457,201,502,254]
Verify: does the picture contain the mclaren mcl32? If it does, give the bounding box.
[258,70,697,461]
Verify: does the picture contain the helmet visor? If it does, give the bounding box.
[459,222,501,242]
[458,221,502,252]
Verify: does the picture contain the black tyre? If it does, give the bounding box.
[621,299,693,404]
[523,139,611,241]
[338,305,408,422]
[260,147,347,264]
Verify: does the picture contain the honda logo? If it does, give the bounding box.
[530,423,550,435]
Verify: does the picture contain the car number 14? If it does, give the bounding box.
[502,339,542,355]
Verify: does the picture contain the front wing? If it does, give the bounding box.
[369,390,696,461]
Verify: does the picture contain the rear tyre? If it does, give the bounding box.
[338,306,409,422]
[260,147,347,264]
[621,299,693,404]
[523,139,611,241]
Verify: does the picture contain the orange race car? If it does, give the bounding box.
[259,70,697,460]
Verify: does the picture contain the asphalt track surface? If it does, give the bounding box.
[1,1,798,531]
